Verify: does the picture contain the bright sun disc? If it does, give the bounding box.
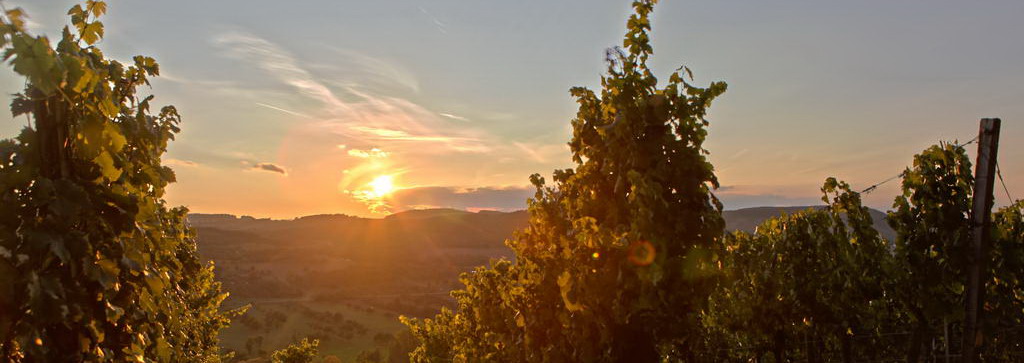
[368,175,394,197]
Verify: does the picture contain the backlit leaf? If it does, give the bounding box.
[92,151,121,181]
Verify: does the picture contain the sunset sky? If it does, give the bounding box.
[1,0,1021,218]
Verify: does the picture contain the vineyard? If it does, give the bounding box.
[0,1,1021,362]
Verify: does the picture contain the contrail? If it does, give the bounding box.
[255,102,310,118]
[418,6,448,34]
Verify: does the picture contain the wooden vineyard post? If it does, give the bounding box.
[962,118,1001,362]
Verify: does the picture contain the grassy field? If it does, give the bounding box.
[190,210,520,361]
[220,299,407,361]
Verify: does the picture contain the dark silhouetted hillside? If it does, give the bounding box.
[723,206,895,241]
[194,206,893,307]
[194,206,895,359]
[191,209,528,308]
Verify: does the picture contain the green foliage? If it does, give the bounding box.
[984,200,1024,357]
[704,179,897,361]
[383,329,418,363]
[887,142,975,360]
[271,338,320,363]
[404,0,728,360]
[882,142,1024,359]
[702,143,1024,361]
[0,2,238,361]
[354,349,384,363]
[402,260,523,362]
[400,28,1023,358]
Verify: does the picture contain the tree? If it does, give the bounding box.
[403,0,728,360]
[884,142,1024,360]
[887,142,975,361]
[700,142,1024,361]
[982,200,1024,358]
[704,179,897,362]
[402,260,523,362]
[384,329,418,363]
[355,349,384,363]
[0,2,238,361]
[271,338,320,363]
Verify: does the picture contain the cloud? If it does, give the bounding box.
[249,162,288,175]
[512,141,565,163]
[255,102,310,118]
[347,148,389,158]
[324,47,421,93]
[156,70,292,102]
[215,31,489,154]
[336,158,402,213]
[439,113,469,122]
[388,186,534,212]
[418,6,448,34]
[216,32,347,111]
[348,126,489,152]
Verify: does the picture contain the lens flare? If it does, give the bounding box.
[627,240,656,266]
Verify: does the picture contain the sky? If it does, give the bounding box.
[1,0,1022,218]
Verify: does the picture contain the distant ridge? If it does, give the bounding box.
[188,208,515,225]
[191,206,895,243]
[723,206,896,241]
[194,207,899,357]
[189,208,531,310]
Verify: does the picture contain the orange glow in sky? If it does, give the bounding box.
[368,175,396,198]
[17,1,1012,219]
[347,174,402,214]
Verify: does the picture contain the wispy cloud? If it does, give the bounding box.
[249,162,288,175]
[255,102,310,118]
[511,141,567,163]
[216,32,348,111]
[514,142,545,163]
[348,126,490,153]
[210,31,569,215]
[389,186,533,212]
[347,148,390,158]
[215,31,488,154]
[417,6,448,34]
[350,184,534,214]
[439,113,470,122]
[324,47,421,94]
[156,71,287,101]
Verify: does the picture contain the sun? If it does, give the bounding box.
[345,174,399,214]
[367,175,395,198]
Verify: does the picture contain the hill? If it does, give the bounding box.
[193,206,893,360]
[192,208,530,307]
[723,206,896,241]
[191,209,528,360]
